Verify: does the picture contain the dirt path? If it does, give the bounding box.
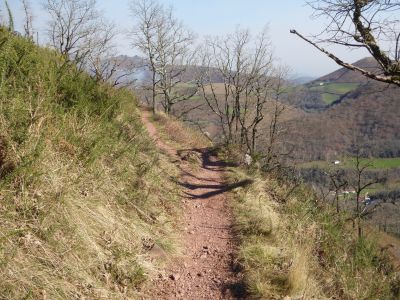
[141,111,244,299]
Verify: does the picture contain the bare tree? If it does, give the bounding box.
[236,30,276,152]
[130,0,196,114]
[291,0,400,87]
[89,55,138,87]
[45,0,99,66]
[198,27,277,147]
[22,0,34,39]
[327,168,348,213]
[45,0,122,85]
[84,20,132,86]
[197,39,236,143]
[261,99,287,172]
[155,10,196,115]
[348,150,383,237]
[130,0,163,114]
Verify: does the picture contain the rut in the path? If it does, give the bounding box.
[141,111,249,300]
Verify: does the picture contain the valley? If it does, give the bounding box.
[130,56,400,241]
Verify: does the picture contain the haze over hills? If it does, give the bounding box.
[288,75,316,85]
[110,55,227,86]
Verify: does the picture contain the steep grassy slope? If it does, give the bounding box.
[0,28,181,299]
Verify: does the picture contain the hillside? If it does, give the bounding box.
[315,57,378,84]
[272,57,400,161]
[282,57,379,110]
[283,78,400,161]
[0,28,183,299]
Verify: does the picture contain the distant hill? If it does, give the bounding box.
[109,55,225,85]
[281,57,382,110]
[314,57,378,84]
[282,64,400,160]
[289,75,316,85]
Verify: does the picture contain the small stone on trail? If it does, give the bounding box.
[169,274,180,281]
[213,278,221,284]
[197,272,203,277]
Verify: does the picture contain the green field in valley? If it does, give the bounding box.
[300,157,400,170]
[308,82,360,104]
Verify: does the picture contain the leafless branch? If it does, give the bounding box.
[291,0,400,87]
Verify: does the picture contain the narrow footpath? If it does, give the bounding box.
[141,110,245,299]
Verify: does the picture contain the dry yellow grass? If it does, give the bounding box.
[0,30,183,298]
[152,111,212,149]
[229,169,325,299]
[0,99,183,299]
[227,166,398,299]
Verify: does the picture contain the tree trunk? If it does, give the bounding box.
[152,72,156,115]
[336,193,340,213]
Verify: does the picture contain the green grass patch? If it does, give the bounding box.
[321,93,340,104]
[299,157,400,170]
[308,82,360,104]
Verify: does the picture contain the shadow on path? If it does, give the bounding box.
[178,147,253,200]
[182,179,253,199]
[178,148,238,170]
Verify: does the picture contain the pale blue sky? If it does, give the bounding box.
[6,0,368,77]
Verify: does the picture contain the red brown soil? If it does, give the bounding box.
[141,110,245,299]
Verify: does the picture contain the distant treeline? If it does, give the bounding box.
[370,189,400,203]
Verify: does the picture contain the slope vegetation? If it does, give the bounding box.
[0,28,181,299]
[227,167,399,299]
